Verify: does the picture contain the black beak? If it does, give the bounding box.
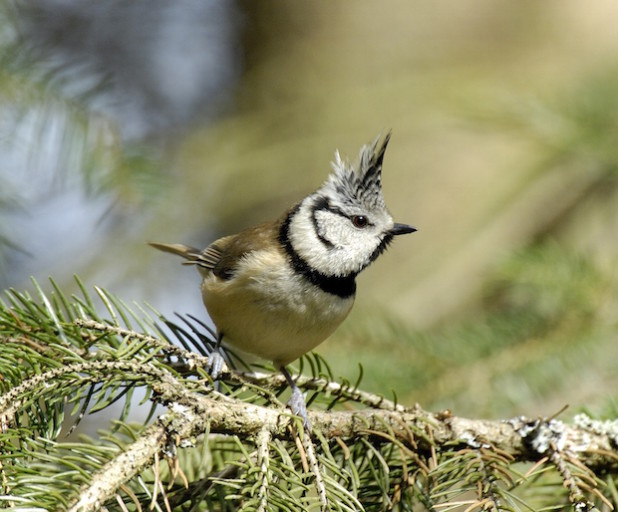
[389,223,417,236]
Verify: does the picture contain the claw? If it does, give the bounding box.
[206,350,225,380]
[287,385,311,430]
[280,366,311,430]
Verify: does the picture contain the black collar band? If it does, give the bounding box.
[279,206,357,299]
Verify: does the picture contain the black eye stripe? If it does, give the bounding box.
[312,196,347,219]
[312,196,372,226]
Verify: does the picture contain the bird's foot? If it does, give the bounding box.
[206,350,225,380]
[287,385,311,431]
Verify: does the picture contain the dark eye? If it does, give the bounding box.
[351,215,369,228]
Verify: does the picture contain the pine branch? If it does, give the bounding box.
[75,318,404,412]
[58,325,618,472]
[2,278,618,510]
[66,401,210,512]
[58,383,618,509]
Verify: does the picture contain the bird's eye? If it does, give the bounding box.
[351,215,369,228]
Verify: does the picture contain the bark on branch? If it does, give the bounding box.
[66,371,618,511]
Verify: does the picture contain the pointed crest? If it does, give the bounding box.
[323,132,391,210]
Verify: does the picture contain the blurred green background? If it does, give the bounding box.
[1,1,617,419]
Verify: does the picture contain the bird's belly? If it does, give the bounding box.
[201,253,354,367]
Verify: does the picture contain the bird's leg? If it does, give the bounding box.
[281,366,311,430]
[206,332,226,380]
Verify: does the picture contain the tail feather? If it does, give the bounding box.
[148,242,201,261]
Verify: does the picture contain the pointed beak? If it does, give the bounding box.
[389,223,417,236]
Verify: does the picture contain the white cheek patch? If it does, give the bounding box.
[314,210,351,248]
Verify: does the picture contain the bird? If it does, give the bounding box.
[149,133,416,428]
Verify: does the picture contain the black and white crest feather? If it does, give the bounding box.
[324,132,390,211]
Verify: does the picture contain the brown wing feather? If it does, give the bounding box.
[211,221,280,279]
[148,219,281,280]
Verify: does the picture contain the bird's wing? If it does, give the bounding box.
[211,221,279,280]
[149,220,279,280]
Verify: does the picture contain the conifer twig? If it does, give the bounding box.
[5,323,618,510]
[68,391,618,511]
[255,428,272,512]
[68,403,202,512]
[74,318,405,412]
